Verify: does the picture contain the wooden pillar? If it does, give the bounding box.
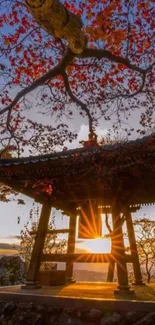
[66,215,77,283]
[125,208,144,285]
[106,212,115,282]
[107,258,115,282]
[112,204,133,293]
[24,202,52,288]
[107,237,115,282]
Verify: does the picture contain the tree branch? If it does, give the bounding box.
[81,48,152,74]
[1,45,153,120]
[25,0,87,54]
[62,71,93,132]
[24,0,155,77]
[0,49,74,117]
[25,1,154,75]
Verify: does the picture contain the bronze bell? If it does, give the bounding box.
[77,202,102,239]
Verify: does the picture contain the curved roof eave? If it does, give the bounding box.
[0,133,155,167]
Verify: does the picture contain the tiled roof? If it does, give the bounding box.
[0,133,155,167]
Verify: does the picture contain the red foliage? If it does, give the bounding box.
[0,0,154,155]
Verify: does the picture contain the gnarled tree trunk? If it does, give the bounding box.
[26,0,87,54]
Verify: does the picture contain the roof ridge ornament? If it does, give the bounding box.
[80,130,98,147]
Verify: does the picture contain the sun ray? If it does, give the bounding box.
[89,201,98,237]
[79,208,95,238]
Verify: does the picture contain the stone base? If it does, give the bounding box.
[133,281,145,286]
[65,277,76,284]
[114,285,134,295]
[21,281,42,290]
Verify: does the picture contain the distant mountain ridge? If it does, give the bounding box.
[0,242,20,251]
[74,269,107,281]
[0,243,108,274]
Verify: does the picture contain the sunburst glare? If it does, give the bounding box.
[76,210,112,254]
[77,237,111,254]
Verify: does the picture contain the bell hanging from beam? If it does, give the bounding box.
[77,202,102,239]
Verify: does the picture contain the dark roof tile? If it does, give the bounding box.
[0,133,155,167]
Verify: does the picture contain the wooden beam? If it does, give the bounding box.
[101,206,140,214]
[30,228,69,236]
[41,253,132,263]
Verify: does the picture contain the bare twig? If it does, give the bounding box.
[62,71,93,133]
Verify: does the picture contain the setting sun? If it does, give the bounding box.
[77,237,111,254]
[76,214,112,254]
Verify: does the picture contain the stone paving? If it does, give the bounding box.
[0,282,155,302]
[0,301,155,325]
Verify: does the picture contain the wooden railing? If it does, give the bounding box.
[30,228,70,236]
[41,253,132,263]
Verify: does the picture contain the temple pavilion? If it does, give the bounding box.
[0,132,155,293]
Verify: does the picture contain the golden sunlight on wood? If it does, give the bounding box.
[77,237,111,254]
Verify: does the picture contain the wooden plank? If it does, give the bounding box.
[42,253,132,263]
[30,228,69,236]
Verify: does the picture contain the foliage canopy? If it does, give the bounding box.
[0,0,154,155]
